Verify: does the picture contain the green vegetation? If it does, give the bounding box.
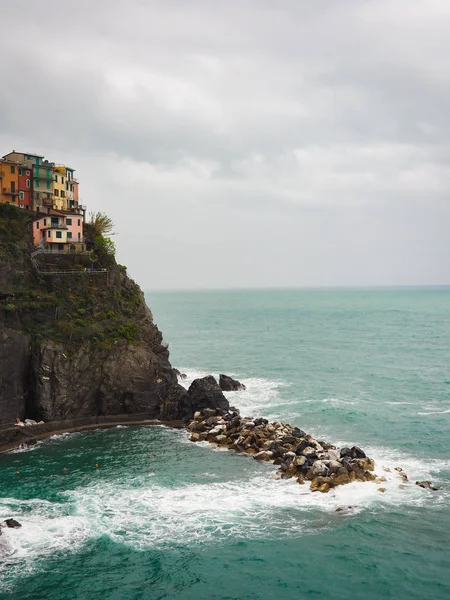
[0,203,33,245]
[84,212,116,267]
[0,206,144,348]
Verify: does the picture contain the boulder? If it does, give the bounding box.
[186,376,230,415]
[254,451,273,461]
[3,519,22,528]
[340,446,366,459]
[159,384,192,421]
[416,480,439,491]
[312,460,328,476]
[219,374,246,392]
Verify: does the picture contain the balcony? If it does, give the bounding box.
[42,197,54,205]
[44,223,68,230]
[34,173,54,180]
[2,188,18,195]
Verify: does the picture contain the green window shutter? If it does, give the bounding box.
[35,167,40,177]
[67,232,72,239]
[66,218,72,225]
[35,180,40,188]
[46,181,50,189]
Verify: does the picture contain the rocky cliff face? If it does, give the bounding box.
[0,205,191,424]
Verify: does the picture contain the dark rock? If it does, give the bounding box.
[159,384,192,421]
[0,329,30,424]
[294,439,314,455]
[416,480,439,491]
[219,374,246,392]
[186,376,230,414]
[292,427,307,438]
[173,369,187,380]
[4,519,22,528]
[253,417,268,427]
[340,446,366,459]
[203,408,218,418]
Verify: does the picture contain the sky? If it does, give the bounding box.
[0,0,449,289]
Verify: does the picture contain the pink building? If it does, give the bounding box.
[33,209,85,254]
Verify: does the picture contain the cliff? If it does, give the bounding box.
[0,204,190,425]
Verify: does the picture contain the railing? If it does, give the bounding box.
[32,249,91,257]
[2,188,18,195]
[45,224,68,230]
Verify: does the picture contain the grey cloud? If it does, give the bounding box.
[0,0,449,288]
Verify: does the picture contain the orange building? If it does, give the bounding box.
[0,159,20,205]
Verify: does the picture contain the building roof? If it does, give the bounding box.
[2,151,45,159]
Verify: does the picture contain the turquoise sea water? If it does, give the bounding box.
[1,288,450,599]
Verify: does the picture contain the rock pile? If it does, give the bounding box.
[188,408,380,493]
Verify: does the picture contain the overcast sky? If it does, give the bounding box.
[0,0,449,289]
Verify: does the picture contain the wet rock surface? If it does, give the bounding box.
[219,374,246,391]
[187,407,379,493]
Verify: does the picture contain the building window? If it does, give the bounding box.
[10,165,15,174]
[26,179,30,188]
[51,217,59,225]
[19,191,24,200]
[35,167,40,177]
[56,231,62,239]
[46,181,51,190]
[67,231,72,239]
[36,222,39,229]
[43,219,46,226]
[78,232,81,241]
[54,189,59,197]
[48,231,51,238]
[36,157,41,165]
[26,170,30,176]
[78,219,81,226]
[61,190,65,197]
[66,183,68,190]
[54,176,58,183]
[66,218,72,225]
[19,168,23,176]
[35,180,40,188]
[11,182,15,192]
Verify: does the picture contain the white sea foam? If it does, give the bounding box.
[178,367,292,420]
[417,408,450,416]
[2,367,448,589]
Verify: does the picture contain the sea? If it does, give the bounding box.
[1,288,449,600]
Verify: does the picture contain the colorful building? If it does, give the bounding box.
[2,151,54,211]
[0,159,20,205]
[18,165,33,209]
[33,209,86,254]
[53,166,68,211]
[2,149,86,254]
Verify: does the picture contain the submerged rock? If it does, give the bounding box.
[416,480,439,491]
[219,374,246,391]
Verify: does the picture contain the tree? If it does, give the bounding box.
[84,212,115,242]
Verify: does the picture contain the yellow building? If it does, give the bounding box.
[53,166,68,210]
